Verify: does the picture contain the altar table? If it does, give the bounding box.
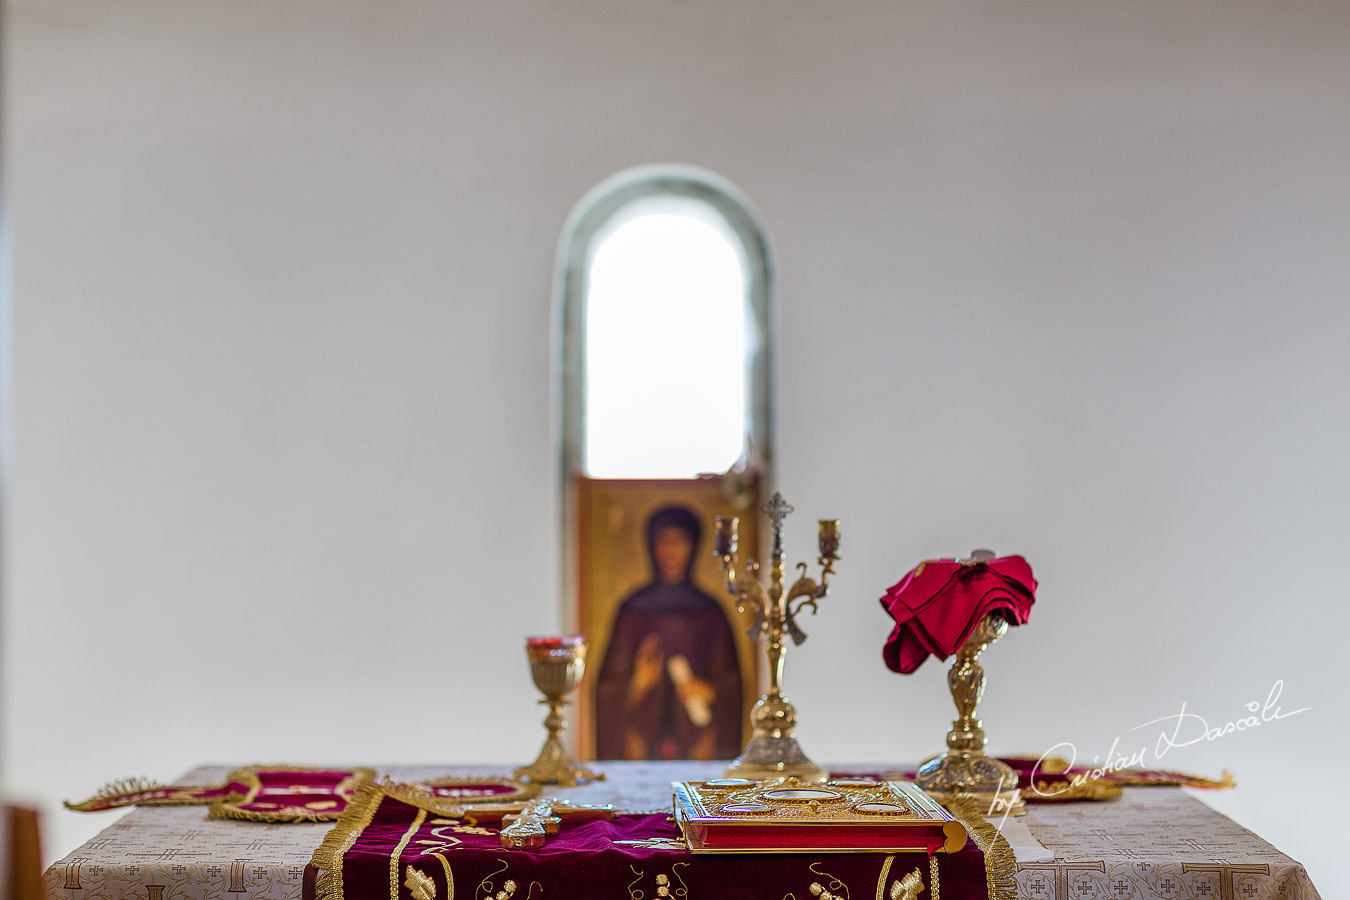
[43,762,1321,900]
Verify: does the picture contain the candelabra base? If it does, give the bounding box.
[724,735,826,783]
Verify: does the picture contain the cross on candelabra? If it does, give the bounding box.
[764,492,794,534]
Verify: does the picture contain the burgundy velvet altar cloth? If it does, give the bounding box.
[881,556,1037,674]
[66,767,532,823]
[310,786,991,900]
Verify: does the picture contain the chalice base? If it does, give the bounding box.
[915,751,1025,816]
[724,736,826,783]
[513,737,603,787]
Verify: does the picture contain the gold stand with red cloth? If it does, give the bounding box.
[882,550,1039,815]
[914,612,1025,814]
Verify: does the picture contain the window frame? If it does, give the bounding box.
[557,165,774,484]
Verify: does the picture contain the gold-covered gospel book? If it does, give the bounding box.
[671,778,968,854]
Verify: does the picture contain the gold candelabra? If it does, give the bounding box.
[514,636,603,786]
[714,492,839,782]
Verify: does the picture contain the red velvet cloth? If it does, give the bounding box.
[63,767,361,813]
[313,787,991,900]
[880,555,1037,674]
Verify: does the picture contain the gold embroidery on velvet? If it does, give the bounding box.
[888,868,924,900]
[428,854,455,900]
[627,864,646,900]
[391,809,430,900]
[406,867,438,900]
[943,798,1015,900]
[874,855,896,900]
[669,863,690,899]
[475,861,518,900]
[807,862,849,900]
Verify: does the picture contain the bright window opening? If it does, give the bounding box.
[584,195,748,478]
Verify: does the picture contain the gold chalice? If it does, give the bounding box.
[514,635,603,786]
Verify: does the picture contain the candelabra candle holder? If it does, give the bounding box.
[514,636,603,786]
[914,611,1023,814]
[714,492,839,783]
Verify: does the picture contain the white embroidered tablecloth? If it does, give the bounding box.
[44,762,1321,900]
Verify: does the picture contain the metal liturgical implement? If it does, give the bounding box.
[714,492,839,782]
[915,550,1024,815]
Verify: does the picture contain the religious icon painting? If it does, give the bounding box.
[573,475,761,762]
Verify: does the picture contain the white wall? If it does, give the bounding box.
[3,0,1346,894]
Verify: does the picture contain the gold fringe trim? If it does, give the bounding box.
[944,797,1018,900]
[65,777,171,812]
[208,766,377,824]
[313,781,391,900]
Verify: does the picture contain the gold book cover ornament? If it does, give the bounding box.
[672,777,967,854]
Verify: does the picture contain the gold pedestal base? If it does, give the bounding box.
[724,693,826,783]
[513,695,604,787]
[512,755,603,788]
[724,735,826,783]
[916,751,1025,816]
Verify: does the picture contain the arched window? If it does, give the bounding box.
[558,166,773,482]
[555,165,774,760]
